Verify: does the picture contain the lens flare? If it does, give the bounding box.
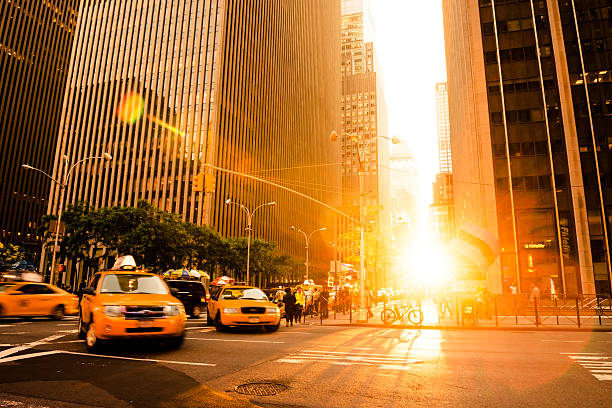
[116,92,145,124]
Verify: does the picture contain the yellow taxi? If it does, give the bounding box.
[79,266,186,351]
[0,282,78,319]
[207,285,281,332]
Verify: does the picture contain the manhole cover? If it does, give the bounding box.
[234,382,288,396]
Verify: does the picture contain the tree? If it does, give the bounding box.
[0,241,25,268]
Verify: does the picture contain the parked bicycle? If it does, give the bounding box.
[381,303,424,325]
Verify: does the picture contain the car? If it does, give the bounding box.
[0,282,79,320]
[78,269,186,351]
[207,285,281,332]
[165,280,208,319]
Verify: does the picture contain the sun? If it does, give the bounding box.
[401,243,453,289]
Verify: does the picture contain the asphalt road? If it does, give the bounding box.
[0,315,611,407]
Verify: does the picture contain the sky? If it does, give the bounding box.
[367,1,447,206]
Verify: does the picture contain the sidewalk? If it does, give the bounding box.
[302,303,612,332]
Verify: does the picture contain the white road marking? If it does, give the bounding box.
[51,340,85,344]
[199,328,214,333]
[185,337,285,344]
[57,323,76,326]
[15,322,31,325]
[0,350,62,364]
[0,334,66,360]
[565,353,612,381]
[185,326,208,331]
[276,347,423,369]
[0,325,14,328]
[0,332,27,335]
[542,340,584,343]
[61,351,216,366]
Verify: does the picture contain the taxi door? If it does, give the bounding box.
[207,286,223,319]
[11,284,42,315]
[80,274,101,324]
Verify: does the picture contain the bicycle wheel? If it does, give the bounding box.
[381,308,396,325]
[408,309,424,325]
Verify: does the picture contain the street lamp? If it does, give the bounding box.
[22,152,112,285]
[291,226,326,282]
[225,198,276,286]
[330,130,399,321]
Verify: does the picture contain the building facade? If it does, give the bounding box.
[390,145,418,249]
[0,1,79,252]
[47,0,341,282]
[436,82,453,173]
[340,0,391,289]
[443,0,611,295]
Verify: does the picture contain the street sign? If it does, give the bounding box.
[595,308,604,316]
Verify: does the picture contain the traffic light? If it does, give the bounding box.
[193,172,204,192]
[328,276,334,288]
[204,173,215,193]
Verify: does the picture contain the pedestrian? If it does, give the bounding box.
[295,286,306,323]
[530,280,542,325]
[312,288,320,316]
[320,288,329,319]
[366,287,374,318]
[283,287,296,326]
[510,281,517,295]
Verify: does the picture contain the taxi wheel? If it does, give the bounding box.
[86,320,104,352]
[264,323,280,333]
[190,305,201,319]
[206,310,214,326]
[0,304,3,317]
[167,335,184,349]
[214,313,226,332]
[52,305,65,320]
[77,314,86,340]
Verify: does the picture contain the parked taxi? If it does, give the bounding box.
[79,257,186,351]
[0,282,78,319]
[207,285,280,332]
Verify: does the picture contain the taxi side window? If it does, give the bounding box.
[18,284,41,294]
[89,274,101,292]
[39,286,56,294]
[210,286,222,301]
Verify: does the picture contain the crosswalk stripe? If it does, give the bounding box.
[564,353,612,381]
[276,347,423,369]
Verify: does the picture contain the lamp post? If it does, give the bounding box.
[225,198,276,286]
[291,226,326,282]
[23,152,112,285]
[330,130,399,320]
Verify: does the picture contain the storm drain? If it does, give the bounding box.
[234,382,288,396]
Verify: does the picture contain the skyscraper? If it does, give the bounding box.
[340,0,390,289]
[443,0,611,295]
[390,145,418,247]
[46,0,341,280]
[436,82,452,174]
[0,1,79,251]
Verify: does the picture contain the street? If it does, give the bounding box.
[0,315,610,407]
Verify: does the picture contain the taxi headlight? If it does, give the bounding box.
[266,307,280,314]
[164,304,184,316]
[103,305,125,317]
[223,308,240,314]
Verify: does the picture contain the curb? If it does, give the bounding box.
[322,322,612,332]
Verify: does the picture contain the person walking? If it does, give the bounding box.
[295,286,306,323]
[312,288,320,316]
[530,280,542,325]
[283,287,296,327]
[320,288,329,319]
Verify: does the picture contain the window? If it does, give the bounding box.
[525,176,539,190]
[522,142,535,155]
[538,175,551,190]
[535,141,548,155]
[493,144,506,157]
[512,177,524,190]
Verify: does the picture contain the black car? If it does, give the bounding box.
[166,280,208,319]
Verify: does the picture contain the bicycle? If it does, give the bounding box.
[381,303,424,325]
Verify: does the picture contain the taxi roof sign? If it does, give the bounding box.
[111,255,137,270]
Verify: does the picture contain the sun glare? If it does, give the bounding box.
[403,244,453,289]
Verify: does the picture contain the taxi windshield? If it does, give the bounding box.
[100,274,168,294]
[222,288,268,300]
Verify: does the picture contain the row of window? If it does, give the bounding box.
[497,174,571,192]
[488,75,555,94]
[491,108,545,124]
[493,141,551,157]
[482,17,536,35]
[485,45,552,64]
[570,70,612,86]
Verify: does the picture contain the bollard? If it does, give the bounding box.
[514,295,518,325]
[474,295,479,326]
[495,296,499,327]
[534,300,540,328]
[555,296,559,325]
[349,296,352,324]
[575,297,581,328]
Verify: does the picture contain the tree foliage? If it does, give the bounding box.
[41,201,299,282]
